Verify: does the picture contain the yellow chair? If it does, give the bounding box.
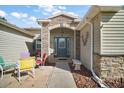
[17,57,35,82]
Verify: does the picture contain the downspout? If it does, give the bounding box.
[87,21,109,88]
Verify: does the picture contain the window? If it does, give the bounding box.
[36,39,41,50]
[37,44,41,49]
[59,38,65,48]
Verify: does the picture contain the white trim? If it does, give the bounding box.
[48,23,75,31]
[37,19,51,25]
[48,29,50,55]
[74,30,76,59]
[48,12,79,19]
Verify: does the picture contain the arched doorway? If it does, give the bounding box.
[49,27,74,58]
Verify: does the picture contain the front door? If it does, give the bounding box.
[57,37,67,57]
[55,37,69,57]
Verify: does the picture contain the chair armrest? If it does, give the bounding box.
[0,63,4,65]
[4,59,17,63]
[2,60,18,67]
[3,62,17,65]
[0,65,3,71]
[4,62,16,64]
[0,63,4,67]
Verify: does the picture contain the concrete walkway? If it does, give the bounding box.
[47,62,77,88]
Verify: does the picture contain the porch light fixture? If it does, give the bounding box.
[60,22,64,37]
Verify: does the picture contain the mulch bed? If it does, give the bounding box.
[104,78,124,88]
[69,63,99,88]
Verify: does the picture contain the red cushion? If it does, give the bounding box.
[36,60,41,65]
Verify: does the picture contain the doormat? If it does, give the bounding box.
[58,59,67,60]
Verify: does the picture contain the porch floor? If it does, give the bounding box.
[47,62,77,88]
[0,61,76,88]
[0,66,54,88]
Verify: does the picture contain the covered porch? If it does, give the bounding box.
[37,12,81,63]
[48,25,77,63]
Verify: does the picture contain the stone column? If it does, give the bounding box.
[41,27,49,56]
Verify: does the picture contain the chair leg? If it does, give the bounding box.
[0,66,3,80]
[14,68,16,75]
[42,63,45,69]
[17,69,21,82]
[39,64,43,69]
[32,67,35,78]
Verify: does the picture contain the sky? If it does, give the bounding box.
[0,5,91,28]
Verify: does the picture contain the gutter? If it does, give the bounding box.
[87,21,109,88]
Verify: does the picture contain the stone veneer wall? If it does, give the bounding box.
[49,15,73,26]
[41,27,49,55]
[93,54,101,76]
[94,54,124,80]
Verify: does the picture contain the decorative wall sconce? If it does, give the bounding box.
[60,22,64,37]
[82,31,89,46]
